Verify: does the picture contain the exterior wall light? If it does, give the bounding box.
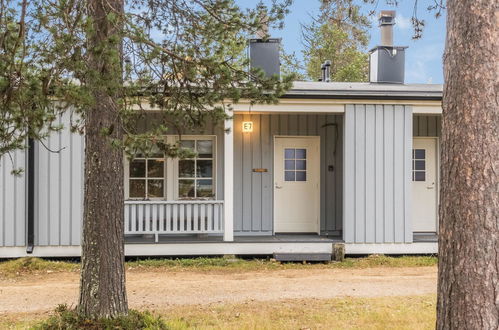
[242,121,253,133]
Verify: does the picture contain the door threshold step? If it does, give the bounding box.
[273,252,332,262]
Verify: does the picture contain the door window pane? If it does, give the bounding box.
[295,149,306,159]
[414,149,425,159]
[412,148,426,182]
[295,160,306,170]
[296,171,307,181]
[285,171,295,181]
[414,171,425,181]
[283,148,307,182]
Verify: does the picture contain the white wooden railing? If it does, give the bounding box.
[124,200,224,242]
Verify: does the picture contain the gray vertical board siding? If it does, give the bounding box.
[35,112,84,246]
[0,149,26,247]
[343,104,413,244]
[413,115,441,137]
[234,113,343,235]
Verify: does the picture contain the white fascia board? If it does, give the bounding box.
[345,243,438,255]
[412,105,442,114]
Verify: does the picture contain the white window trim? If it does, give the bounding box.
[124,135,217,201]
[173,135,217,200]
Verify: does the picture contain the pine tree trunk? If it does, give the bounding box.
[78,0,128,318]
[437,0,499,328]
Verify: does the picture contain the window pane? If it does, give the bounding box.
[295,148,306,159]
[197,140,213,158]
[180,140,195,152]
[129,179,146,198]
[414,160,425,171]
[147,160,164,178]
[149,144,164,158]
[179,160,195,177]
[284,160,295,170]
[284,171,295,181]
[148,180,164,198]
[179,179,195,198]
[414,171,425,181]
[414,149,425,159]
[284,148,295,159]
[296,160,306,170]
[296,171,307,181]
[197,160,213,178]
[130,159,146,178]
[197,179,214,197]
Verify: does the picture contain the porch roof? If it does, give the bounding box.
[283,82,443,101]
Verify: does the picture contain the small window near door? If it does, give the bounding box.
[284,148,307,181]
[412,149,426,181]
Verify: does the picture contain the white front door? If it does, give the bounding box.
[412,138,438,232]
[274,137,320,233]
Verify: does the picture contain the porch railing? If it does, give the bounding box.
[124,200,224,242]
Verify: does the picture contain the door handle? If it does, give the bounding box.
[426,182,435,189]
[275,184,283,189]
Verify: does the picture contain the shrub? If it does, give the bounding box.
[33,305,169,330]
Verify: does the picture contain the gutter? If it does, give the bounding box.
[26,138,35,254]
[281,92,442,102]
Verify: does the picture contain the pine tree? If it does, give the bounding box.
[302,0,370,81]
[2,0,293,318]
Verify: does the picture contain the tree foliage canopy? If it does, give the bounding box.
[0,0,294,161]
[301,0,370,82]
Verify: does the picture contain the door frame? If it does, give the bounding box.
[412,137,440,233]
[272,135,321,234]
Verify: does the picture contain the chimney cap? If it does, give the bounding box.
[379,10,396,25]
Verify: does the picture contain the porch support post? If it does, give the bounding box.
[223,108,234,241]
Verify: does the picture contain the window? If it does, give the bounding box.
[412,149,426,181]
[178,138,215,198]
[125,136,216,200]
[128,146,166,199]
[284,148,307,182]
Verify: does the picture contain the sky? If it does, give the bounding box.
[236,0,446,84]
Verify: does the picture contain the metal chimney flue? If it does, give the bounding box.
[369,10,407,84]
[320,60,331,82]
[379,10,395,47]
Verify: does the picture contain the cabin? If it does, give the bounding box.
[0,11,442,259]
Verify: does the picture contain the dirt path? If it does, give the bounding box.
[0,267,436,314]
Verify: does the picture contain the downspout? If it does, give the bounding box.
[26,138,35,253]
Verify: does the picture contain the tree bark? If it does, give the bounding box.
[78,0,128,318]
[437,0,499,328]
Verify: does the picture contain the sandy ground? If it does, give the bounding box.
[0,267,436,315]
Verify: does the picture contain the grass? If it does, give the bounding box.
[161,294,437,330]
[0,257,79,277]
[0,255,437,278]
[4,295,437,329]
